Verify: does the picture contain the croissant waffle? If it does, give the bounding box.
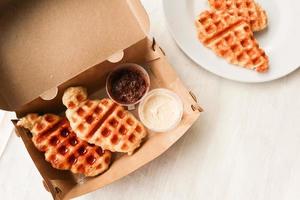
[17,114,112,177]
[195,10,269,72]
[63,87,147,155]
[208,0,268,32]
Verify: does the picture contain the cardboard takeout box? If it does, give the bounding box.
[0,0,202,199]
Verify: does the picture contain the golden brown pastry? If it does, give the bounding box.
[208,0,268,32]
[63,87,147,155]
[17,113,112,176]
[195,10,269,72]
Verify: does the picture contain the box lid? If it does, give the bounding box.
[0,0,150,111]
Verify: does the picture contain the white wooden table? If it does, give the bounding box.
[1,1,300,199]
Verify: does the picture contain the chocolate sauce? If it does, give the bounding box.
[96,147,104,156]
[49,136,60,146]
[60,128,70,137]
[109,68,147,104]
[68,155,78,165]
[58,146,68,155]
[69,137,78,146]
[78,146,87,155]
[86,155,96,165]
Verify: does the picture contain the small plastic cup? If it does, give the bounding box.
[138,88,183,132]
[106,63,150,110]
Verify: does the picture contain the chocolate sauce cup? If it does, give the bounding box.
[106,63,150,109]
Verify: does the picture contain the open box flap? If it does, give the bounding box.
[0,0,150,111]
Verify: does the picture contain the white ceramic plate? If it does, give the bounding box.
[163,0,300,82]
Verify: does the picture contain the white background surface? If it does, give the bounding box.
[1,1,300,199]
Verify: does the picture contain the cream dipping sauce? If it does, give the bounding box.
[139,89,183,132]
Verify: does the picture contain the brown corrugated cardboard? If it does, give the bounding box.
[1,1,202,199]
[0,0,149,111]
